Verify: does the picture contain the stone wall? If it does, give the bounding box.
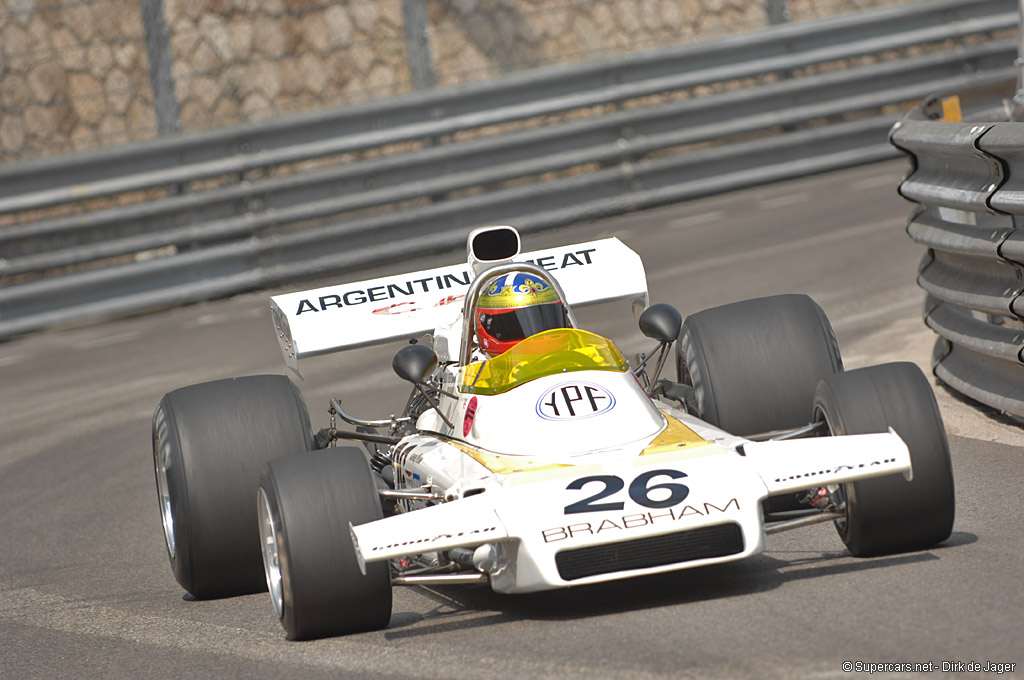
[426,0,768,87]
[0,0,917,164]
[164,0,413,128]
[0,0,155,160]
[425,0,919,86]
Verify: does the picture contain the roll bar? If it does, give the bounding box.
[459,262,579,367]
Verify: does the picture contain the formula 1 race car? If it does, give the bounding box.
[152,226,955,640]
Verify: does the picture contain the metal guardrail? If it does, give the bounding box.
[890,80,1024,418]
[0,0,1017,339]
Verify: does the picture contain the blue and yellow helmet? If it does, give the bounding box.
[476,272,566,355]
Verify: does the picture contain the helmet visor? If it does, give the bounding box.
[479,302,566,343]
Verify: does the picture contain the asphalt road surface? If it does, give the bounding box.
[2,160,1021,679]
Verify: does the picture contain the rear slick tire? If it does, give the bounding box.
[676,294,843,437]
[676,294,842,513]
[814,362,955,557]
[258,448,392,640]
[152,375,314,599]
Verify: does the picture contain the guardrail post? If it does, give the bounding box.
[140,0,181,135]
[402,0,436,90]
[764,0,788,25]
[1014,0,1024,120]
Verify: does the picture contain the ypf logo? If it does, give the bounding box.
[536,382,615,421]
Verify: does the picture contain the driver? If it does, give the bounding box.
[475,272,568,356]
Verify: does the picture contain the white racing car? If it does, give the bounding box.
[152,226,955,640]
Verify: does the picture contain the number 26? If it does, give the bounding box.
[564,469,689,515]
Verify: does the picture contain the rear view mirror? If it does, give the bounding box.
[393,344,438,384]
[639,304,682,343]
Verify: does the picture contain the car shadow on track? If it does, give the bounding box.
[382,531,977,639]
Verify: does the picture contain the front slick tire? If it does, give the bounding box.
[814,362,955,557]
[258,449,392,640]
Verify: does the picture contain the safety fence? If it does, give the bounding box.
[0,0,1017,339]
[890,79,1024,418]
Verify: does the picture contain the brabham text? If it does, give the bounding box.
[542,498,740,543]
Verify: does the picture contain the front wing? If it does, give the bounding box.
[350,431,909,593]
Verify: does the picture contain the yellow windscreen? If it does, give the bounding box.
[459,328,629,395]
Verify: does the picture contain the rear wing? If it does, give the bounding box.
[270,237,648,372]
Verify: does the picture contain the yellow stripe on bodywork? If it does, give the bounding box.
[635,444,728,467]
[507,464,604,486]
[431,412,723,481]
[635,413,727,466]
[434,436,575,476]
[639,413,710,453]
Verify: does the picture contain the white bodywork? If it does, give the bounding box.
[352,396,909,593]
[276,228,914,594]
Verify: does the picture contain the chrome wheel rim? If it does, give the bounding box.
[257,487,284,619]
[153,428,175,560]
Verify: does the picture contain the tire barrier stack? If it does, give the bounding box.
[0,0,1017,340]
[890,79,1024,419]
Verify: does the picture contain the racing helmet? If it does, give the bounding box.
[475,272,567,355]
